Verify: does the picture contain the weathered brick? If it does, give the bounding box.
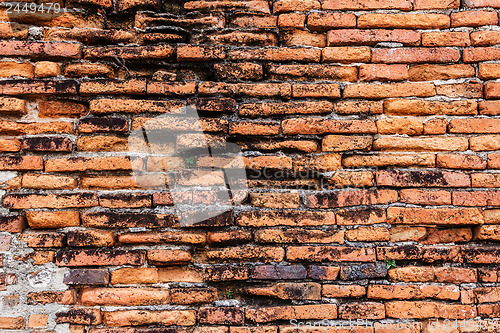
[199,82,291,98]
[227,47,320,62]
[385,301,476,319]
[358,14,450,29]
[464,47,500,62]
[22,136,72,152]
[251,265,307,280]
[335,101,383,115]
[292,83,341,98]
[322,0,411,10]
[377,118,423,135]
[214,63,263,81]
[307,12,356,31]
[287,246,376,262]
[56,309,101,325]
[322,47,371,63]
[267,64,357,82]
[38,100,87,118]
[278,13,306,28]
[387,207,484,225]
[385,99,477,116]
[240,101,332,117]
[339,302,385,319]
[246,304,337,322]
[409,64,476,81]
[451,10,498,27]
[372,48,460,64]
[307,190,397,208]
[422,32,471,47]
[340,263,387,280]
[280,30,326,47]
[56,249,145,267]
[373,137,468,152]
[328,29,420,46]
[470,135,500,151]
[282,118,376,135]
[81,288,170,306]
[201,246,284,263]
[400,189,451,205]
[4,193,97,209]
[368,285,460,300]
[323,284,366,298]
[64,269,109,285]
[177,45,225,61]
[102,309,195,327]
[344,83,436,99]
[437,82,483,98]
[415,0,459,9]
[0,41,81,59]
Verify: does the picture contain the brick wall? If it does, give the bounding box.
[1,0,500,331]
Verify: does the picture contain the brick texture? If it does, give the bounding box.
[0,0,497,330]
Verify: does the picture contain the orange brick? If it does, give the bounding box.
[358,14,450,29]
[278,13,306,28]
[359,64,408,82]
[451,10,498,27]
[328,29,420,46]
[422,32,470,47]
[372,48,460,64]
[322,47,370,63]
[343,82,436,99]
[322,0,411,10]
[386,301,476,319]
[409,64,476,81]
[307,12,356,30]
[415,0,459,8]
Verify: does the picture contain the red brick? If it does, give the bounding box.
[372,48,460,64]
[400,189,451,205]
[0,317,25,329]
[307,190,397,208]
[358,14,450,29]
[322,47,370,63]
[471,135,500,151]
[409,64,476,81]
[84,45,173,60]
[282,118,376,135]
[177,45,225,61]
[437,154,487,169]
[281,30,326,47]
[373,137,468,152]
[273,0,319,13]
[339,302,385,319]
[424,119,447,135]
[359,64,408,82]
[328,29,420,46]
[102,309,195,327]
[415,0,459,9]
[26,211,80,229]
[386,301,476,319]
[268,64,358,82]
[307,12,356,31]
[464,47,500,62]
[292,83,340,98]
[343,154,435,168]
[239,101,332,117]
[4,193,97,209]
[227,48,320,62]
[451,10,498,27]
[80,79,146,95]
[56,249,145,267]
[377,118,423,135]
[368,285,460,300]
[0,41,81,59]
[199,82,291,98]
[465,0,500,8]
[278,13,306,28]
[422,32,470,47]
[335,101,383,115]
[287,246,376,262]
[322,0,412,10]
[237,211,335,227]
[344,82,435,99]
[323,285,366,298]
[387,207,484,225]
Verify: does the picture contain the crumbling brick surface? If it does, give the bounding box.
[0,0,500,331]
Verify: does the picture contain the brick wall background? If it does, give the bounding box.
[0,0,500,331]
